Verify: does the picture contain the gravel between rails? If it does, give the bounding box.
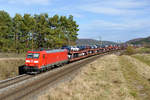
[0,51,119,100]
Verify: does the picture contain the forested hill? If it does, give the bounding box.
[126,36,150,45]
[0,10,79,53]
[76,39,117,45]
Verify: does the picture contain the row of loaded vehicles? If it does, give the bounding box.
[22,44,125,74]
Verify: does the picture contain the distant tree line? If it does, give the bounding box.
[0,10,79,53]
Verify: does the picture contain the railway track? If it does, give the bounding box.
[0,74,33,90]
[0,51,118,100]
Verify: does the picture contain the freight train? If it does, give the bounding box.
[22,45,125,74]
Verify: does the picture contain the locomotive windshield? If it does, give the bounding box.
[27,53,40,59]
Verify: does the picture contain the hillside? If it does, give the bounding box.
[38,54,150,100]
[76,39,117,46]
[126,36,150,45]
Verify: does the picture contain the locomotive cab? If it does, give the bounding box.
[25,53,40,67]
[25,51,45,74]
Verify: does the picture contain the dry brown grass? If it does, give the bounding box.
[38,55,135,100]
[119,55,150,100]
[123,55,150,79]
[0,58,25,80]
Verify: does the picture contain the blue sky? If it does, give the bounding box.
[0,0,150,42]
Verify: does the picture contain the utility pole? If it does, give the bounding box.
[66,33,70,46]
[32,32,34,51]
[98,36,102,45]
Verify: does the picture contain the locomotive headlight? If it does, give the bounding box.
[26,60,30,63]
[34,61,39,63]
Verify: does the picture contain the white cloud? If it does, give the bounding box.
[8,0,50,5]
[114,0,149,8]
[81,6,122,15]
[70,13,84,18]
[81,18,150,31]
[79,0,149,16]
[78,18,150,41]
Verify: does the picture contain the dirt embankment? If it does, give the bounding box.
[0,58,25,80]
[37,54,150,100]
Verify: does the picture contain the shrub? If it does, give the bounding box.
[2,47,8,52]
[136,47,150,54]
[123,46,136,55]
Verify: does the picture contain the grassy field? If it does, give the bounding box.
[0,53,25,80]
[135,47,150,54]
[0,53,26,58]
[38,54,150,100]
[0,58,25,80]
[132,54,150,66]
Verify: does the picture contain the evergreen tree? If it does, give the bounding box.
[12,14,23,53]
[0,11,12,50]
[22,14,36,51]
[0,10,79,52]
[34,13,50,48]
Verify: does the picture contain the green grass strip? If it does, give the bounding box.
[119,56,150,100]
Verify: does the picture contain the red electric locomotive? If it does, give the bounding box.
[24,49,68,74]
[20,44,125,74]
